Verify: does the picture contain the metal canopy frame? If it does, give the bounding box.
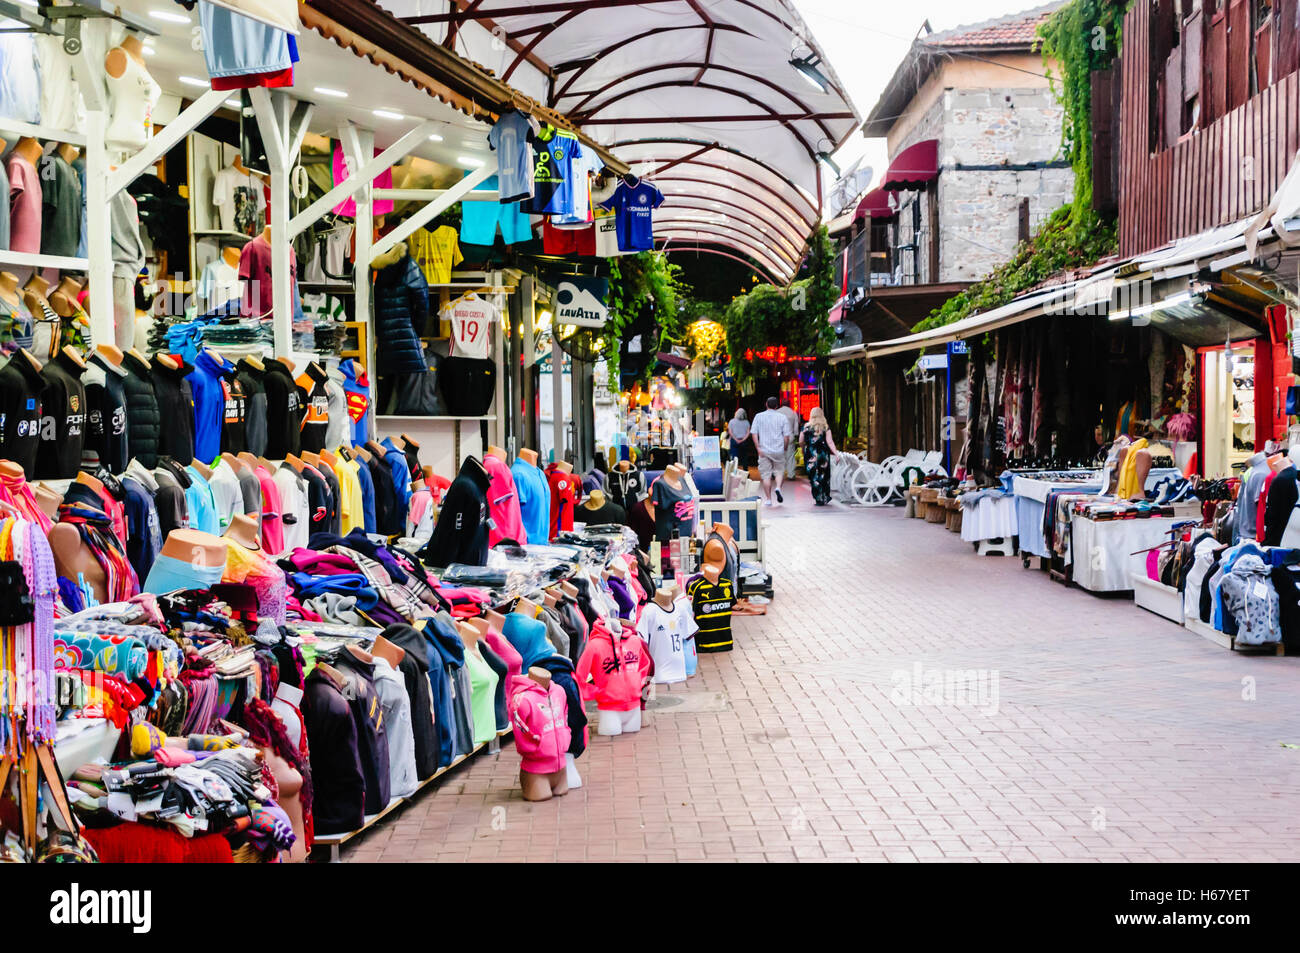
[380,0,860,282]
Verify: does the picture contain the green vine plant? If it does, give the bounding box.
[911,0,1129,340]
[720,225,838,387]
[600,252,687,387]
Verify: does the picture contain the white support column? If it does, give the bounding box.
[252,89,294,357]
[348,127,376,431]
[370,159,496,261]
[288,121,439,239]
[492,269,506,447]
[72,19,113,348]
[552,338,565,465]
[521,274,536,449]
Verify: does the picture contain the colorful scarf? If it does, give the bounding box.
[56,501,140,604]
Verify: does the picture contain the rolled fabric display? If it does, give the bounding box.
[53,631,149,681]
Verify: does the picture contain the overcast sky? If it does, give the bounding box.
[796,0,1056,210]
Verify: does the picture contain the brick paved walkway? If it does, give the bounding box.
[345,483,1300,862]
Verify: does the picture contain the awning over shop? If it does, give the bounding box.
[881,139,939,192]
[865,283,1076,358]
[854,187,896,220]
[373,0,862,282]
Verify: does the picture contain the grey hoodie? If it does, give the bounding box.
[1219,554,1282,645]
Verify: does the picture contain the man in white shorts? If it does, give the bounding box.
[751,396,793,506]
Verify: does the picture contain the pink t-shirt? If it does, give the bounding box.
[239,235,298,318]
[483,453,526,546]
[331,144,393,218]
[255,465,285,557]
[8,155,42,254]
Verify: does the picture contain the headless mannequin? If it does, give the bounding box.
[542,590,558,610]
[519,667,569,802]
[553,460,573,475]
[1268,452,1290,473]
[223,512,261,551]
[221,245,241,269]
[515,596,539,618]
[237,451,260,473]
[49,523,109,604]
[95,343,124,367]
[662,465,684,490]
[34,483,62,520]
[104,33,146,80]
[276,356,295,372]
[159,528,226,569]
[559,581,578,600]
[222,451,249,474]
[23,272,51,318]
[189,459,212,480]
[12,137,43,168]
[300,450,320,468]
[0,272,22,309]
[518,448,538,467]
[370,634,405,668]
[582,489,607,513]
[487,445,507,462]
[1127,447,1153,499]
[653,586,674,611]
[483,608,507,632]
[284,453,304,473]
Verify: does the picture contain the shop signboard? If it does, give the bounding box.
[919,354,948,370]
[691,436,721,470]
[555,276,609,329]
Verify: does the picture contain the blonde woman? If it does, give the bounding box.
[801,407,839,505]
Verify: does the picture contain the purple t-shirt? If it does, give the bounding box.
[600,180,664,252]
[7,155,41,255]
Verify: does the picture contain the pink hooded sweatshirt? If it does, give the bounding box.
[508,675,571,774]
[483,454,527,546]
[484,629,523,684]
[575,619,653,712]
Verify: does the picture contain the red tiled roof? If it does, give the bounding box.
[922,2,1062,50]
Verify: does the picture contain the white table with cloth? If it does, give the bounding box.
[959,489,1018,543]
[1069,506,1200,592]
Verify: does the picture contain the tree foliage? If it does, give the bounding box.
[720,225,838,384]
[601,252,688,385]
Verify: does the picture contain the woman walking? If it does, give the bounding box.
[801,407,839,506]
[727,408,756,469]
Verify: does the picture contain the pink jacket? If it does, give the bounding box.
[484,629,523,683]
[575,620,653,712]
[483,454,527,546]
[508,675,571,774]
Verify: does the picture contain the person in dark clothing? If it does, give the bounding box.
[120,351,160,467]
[150,355,195,465]
[420,456,491,568]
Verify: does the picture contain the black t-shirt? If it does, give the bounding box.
[37,352,86,479]
[578,500,627,527]
[650,477,694,542]
[422,458,490,567]
[0,353,45,473]
[151,357,194,466]
[262,361,303,458]
[221,372,248,454]
[367,455,400,536]
[688,575,735,652]
[40,153,82,258]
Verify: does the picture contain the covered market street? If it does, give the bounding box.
[345,486,1300,862]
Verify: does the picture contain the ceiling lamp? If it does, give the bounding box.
[789,51,830,94]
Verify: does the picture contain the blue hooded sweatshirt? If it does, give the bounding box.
[502,611,555,670]
[381,436,413,520]
[423,614,473,766]
[187,350,234,463]
[339,359,371,445]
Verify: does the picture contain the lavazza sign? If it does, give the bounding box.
[554,279,608,329]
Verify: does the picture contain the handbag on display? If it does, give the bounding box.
[0,560,35,625]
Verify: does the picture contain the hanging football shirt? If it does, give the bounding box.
[487,109,541,203]
[550,140,603,226]
[410,225,463,284]
[546,464,580,539]
[441,293,500,360]
[521,126,582,216]
[600,179,665,252]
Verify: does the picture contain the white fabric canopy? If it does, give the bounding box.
[375,0,859,280]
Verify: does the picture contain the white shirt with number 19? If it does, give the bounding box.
[441,292,501,360]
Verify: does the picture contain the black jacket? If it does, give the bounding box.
[36,351,86,479]
[382,623,440,780]
[0,351,45,473]
[301,664,365,835]
[150,356,194,465]
[373,254,429,374]
[120,352,160,468]
[605,467,645,509]
[262,360,303,459]
[421,457,491,567]
[367,454,401,536]
[330,649,391,817]
[234,359,267,457]
[84,354,130,474]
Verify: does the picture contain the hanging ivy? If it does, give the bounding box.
[911,0,1129,338]
[720,225,838,385]
[600,252,689,387]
